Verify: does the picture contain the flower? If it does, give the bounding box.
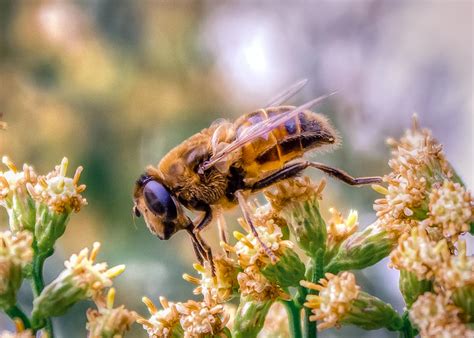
[326,207,358,247]
[230,220,293,269]
[410,292,472,337]
[264,177,327,257]
[237,266,290,302]
[138,296,182,338]
[27,157,87,214]
[301,272,402,331]
[0,157,37,232]
[389,226,450,280]
[86,288,137,338]
[325,221,396,274]
[301,272,360,330]
[28,157,87,253]
[183,256,239,304]
[0,231,33,309]
[373,116,453,237]
[177,300,229,338]
[434,240,473,291]
[427,180,473,240]
[264,176,325,212]
[32,242,125,322]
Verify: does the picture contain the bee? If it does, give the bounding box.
[133,80,381,267]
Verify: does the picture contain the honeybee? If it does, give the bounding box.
[133,80,381,267]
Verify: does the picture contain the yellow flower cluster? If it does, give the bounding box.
[0,157,37,206]
[428,180,472,240]
[237,265,290,302]
[139,296,229,338]
[177,301,229,338]
[326,207,358,248]
[26,157,87,213]
[389,226,450,280]
[183,257,239,304]
[62,242,125,299]
[264,176,325,211]
[86,288,137,338]
[372,116,473,240]
[301,272,360,330]
[139,296,181,338]
[410,293,472,337]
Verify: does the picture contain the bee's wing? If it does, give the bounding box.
[200,92,337,172]
[264,79,308,108]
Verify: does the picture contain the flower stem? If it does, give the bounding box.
[31,245,54,337]
[304,249,325,338]
[399,311,417,338]
[282,300,302,338]
[5,304,31,329]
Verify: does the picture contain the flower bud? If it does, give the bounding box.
[301,272,402,331]
[31,243,124,325]
[260,246,305,288]
[27,158,87,254]
[232,296,273,338]
[237,266,290,302]
[0,231,33,309]
[325,222,396,274]
[86,288,137,338]
[0,157,37,232]
[265,177,327,257]
[399,270,432,308]
[451,286,474,323]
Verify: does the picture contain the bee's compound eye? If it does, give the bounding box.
[143,181,177,220]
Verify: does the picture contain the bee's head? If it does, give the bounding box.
[133,174,190,240]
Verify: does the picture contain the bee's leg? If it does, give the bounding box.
[187,227,214,274]
[251,161,382,190]
[235,190,278,263]
[216,211,230,257]
[189,233,205,266]
[190,208,216,274]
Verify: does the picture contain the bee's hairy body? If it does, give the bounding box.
[134,87,381,266]
[149,106,337,213]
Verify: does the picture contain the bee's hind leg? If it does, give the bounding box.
[250,161,382,191]
[235,190,278,263]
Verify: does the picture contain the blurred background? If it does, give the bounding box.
[0,1,472,337]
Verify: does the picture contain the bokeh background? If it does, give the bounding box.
[0,1,472,337]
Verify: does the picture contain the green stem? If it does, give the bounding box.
[399,312,416,338]
[5,304,31,329]
[282,300,302,338]
[32,246,54,337]
[304,249,324,338]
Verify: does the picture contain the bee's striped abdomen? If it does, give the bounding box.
[234,106,337,179]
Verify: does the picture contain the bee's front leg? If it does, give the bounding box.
[188,208,216,274]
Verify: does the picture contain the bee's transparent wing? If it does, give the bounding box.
[264,79,308,108]
[200,92,337,172]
